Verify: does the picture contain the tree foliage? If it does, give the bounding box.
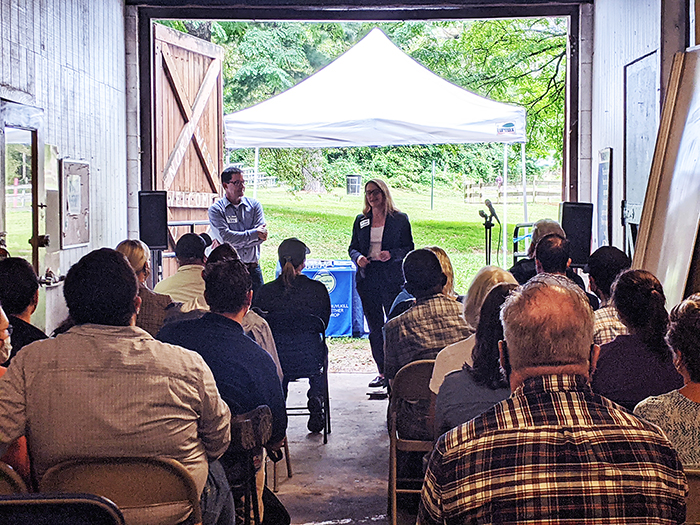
[156,19,566,188]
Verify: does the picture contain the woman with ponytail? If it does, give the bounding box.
[253,238,331,433]
[591,269,682,410]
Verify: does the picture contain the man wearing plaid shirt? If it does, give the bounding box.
[418,274,687,525]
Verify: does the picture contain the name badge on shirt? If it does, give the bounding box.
[360,218,370,229]
[227,214,238,224]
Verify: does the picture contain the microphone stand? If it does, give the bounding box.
[479,209,494,265]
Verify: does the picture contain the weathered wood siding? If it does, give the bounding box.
[0,0,127,271]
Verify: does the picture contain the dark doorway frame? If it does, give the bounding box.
[132,1,587,198]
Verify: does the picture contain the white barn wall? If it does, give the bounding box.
[0,0,128,272]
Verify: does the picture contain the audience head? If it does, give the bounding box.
[175,233,211,266]
[363,179,398,215]
[667,293,700,383]
[64,248,139,327]
[207,243,239,265]
[402,249,447,299]
[535,234,570,274]
[203,259,252,315]
[612,269,669,354]
[278,237,310,289]
[116,239,151,283]
[463,266,518,331]
[0,257,40,316]
[584,246,631,300]
[426,246,457,299]
[0,303,11,363]
[528,219,565,258]
[470,282,518,389]
[500,274,594,373]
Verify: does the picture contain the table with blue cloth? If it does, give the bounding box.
[301,260,367,337]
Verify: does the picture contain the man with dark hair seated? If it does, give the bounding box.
[535,233,599,310]
[0,257,47,364]
[158,259,287,523]
[0,248,233,525]
[418,274,687,524]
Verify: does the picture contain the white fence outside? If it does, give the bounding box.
[464,180,562,204]
[5,183,32,210]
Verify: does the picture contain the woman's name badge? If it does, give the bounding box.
[360,218,370,229]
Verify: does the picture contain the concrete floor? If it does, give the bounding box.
[270,373,420,525]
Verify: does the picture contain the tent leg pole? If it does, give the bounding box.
[521,143,528,223]
[254,147,260,199]
[503,144,508,267]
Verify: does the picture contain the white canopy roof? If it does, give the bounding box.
[224,28,526,149]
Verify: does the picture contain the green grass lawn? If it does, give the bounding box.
[255,185,560,294]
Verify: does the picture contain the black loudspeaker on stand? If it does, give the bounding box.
[139,191,168,250]
[559,202,593,268]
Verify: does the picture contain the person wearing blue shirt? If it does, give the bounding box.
[209,166,268,293]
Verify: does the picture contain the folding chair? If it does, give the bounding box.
[686,468,700,524]
[262,312,331,443]
[387,359,436,525]
[40,457,202,525]
[0,461,28,494]
[0,493,124,525]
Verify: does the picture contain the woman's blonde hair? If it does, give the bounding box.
[426,246,457,299]
[116,239,150,276]
[463,266,518,330]
[362,179,399,216]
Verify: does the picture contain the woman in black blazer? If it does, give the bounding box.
[349,179,414,388]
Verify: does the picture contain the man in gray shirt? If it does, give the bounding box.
[209,166,268,293]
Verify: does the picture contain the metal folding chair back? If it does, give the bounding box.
[0,493,125,525]
[387,359,436,525]
[686,468,700,524]
[40,457,202,525]
[0,461,28,494]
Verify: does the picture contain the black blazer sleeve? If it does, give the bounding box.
[383,212,414,263]
[348,213,369,264]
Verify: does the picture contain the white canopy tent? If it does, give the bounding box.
[224,28,528,264]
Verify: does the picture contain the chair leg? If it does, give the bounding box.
[284,438,292,478]
[389,436,397,525]
[250,456,261,525]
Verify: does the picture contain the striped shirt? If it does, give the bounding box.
[418,374,687,525]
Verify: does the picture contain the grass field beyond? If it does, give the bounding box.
[255,185,559,294]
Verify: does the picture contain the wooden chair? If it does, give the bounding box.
[0,493,125,525]
[387,359,436,525]
[225,405,273,525]
[40,457,201,525]
[686,468,700,524]
[0,461,28,494]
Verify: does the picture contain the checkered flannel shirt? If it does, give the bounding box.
[594,301,629,346]
[418,374,687,525]
[383,293,471,380]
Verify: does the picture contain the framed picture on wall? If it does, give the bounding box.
[60,159,90,248]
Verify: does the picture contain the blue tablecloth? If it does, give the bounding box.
[302,259,366,338]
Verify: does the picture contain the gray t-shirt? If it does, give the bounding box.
[435,367,510,437]
[634,389,700,466]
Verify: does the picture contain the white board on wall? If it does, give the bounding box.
[634,46,700,306]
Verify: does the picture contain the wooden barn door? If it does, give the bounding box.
[152,24,224,277]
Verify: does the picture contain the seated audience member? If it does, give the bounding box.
[0,249,233,525]
[388,246,458,320]
[206,244,283,381]
[384,249,471,383]
[429,266,517,395]
[584,246,631,345]
[0,304,29,484]
[433,282,516,437]
[154,232,212,311]
[509,219,565,283]
[592,269,682,410]
[116,239,175,336]
[535,233,599,310]
[635,293,700,465]
[157,259,287,521]
[252,238,330,433]
[0,257,47,364]
[418,274,687,525]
